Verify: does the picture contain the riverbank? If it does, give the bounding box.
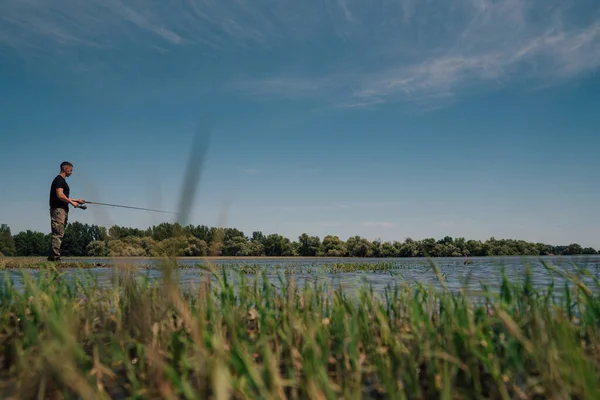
[0,261,599,399]
[0,257,410,270]
[3,254,598,261]
[2,254,598,267]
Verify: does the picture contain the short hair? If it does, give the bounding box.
[60,161,73,170]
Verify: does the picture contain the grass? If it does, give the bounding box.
[0,259,111,270]
[0,258,454,273]
[0,259,599,399]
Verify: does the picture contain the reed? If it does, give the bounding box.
[0,260,599,399]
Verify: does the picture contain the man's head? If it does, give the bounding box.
[60,161,73,177]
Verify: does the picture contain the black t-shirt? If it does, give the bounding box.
[49,174,70,210]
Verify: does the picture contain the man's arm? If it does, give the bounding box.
[56,188,84,207]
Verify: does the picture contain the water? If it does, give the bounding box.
[3,255,600,300]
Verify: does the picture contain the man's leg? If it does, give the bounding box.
[49,208,67,261]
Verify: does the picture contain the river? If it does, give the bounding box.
[3,255,600,300]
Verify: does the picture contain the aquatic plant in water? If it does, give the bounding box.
[0,260,598,399]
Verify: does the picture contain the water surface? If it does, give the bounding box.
[3,255,600,300]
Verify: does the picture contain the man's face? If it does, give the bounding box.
[64,166,73,177]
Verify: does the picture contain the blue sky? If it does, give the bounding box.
[1,0,599,248]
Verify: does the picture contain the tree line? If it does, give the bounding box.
[0,222,597,258]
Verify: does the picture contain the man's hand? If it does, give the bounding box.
[72,199,86,204]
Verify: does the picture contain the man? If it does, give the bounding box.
[48,161,85,261]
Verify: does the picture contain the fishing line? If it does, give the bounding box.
[80,201,178,215]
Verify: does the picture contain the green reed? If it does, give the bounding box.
[0,260,599,399]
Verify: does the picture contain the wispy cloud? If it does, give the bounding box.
[0,0,344,52]
[1,0,598,108]
[345,22,600,107]
[233,0,600,108]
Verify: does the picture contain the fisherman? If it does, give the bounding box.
[48,161,85,261]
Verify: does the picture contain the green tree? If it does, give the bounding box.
[251,231,266,244]
[320,235,347,257]
[454,237,466,253]
[87,241,110,257]
[297,233,321,256]
[108,225,145,239]
[263,234,296,256]
[178,236,208,257]
[1,222,598,259]
[222,236,264,256]
[438,236,454,245]
[223,228,245,242]
[62,222,106,256]
[369,240,383,257]
[565,243,583,255]
[184,224,213,243]
[379,241,399,257]
[150,222,183,241]
[222,236,250,256]
[398,238,420,257]
[108,239,149,257]
[0,224,16,256]
[465,239,485,256]
[419,238,438,257]
[536,242,554,255]
[345,236,371,257]
[13,230,50,256]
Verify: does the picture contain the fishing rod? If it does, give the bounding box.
[78,201,178,215]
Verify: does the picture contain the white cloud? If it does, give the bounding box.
[234,0,600,108]
[1,0,598,108]
[354,21,600,102]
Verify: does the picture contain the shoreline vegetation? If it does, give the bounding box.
[0,222,597,259]
[0,256,598,272]
[0,259,599,398]
[0,258,492,272]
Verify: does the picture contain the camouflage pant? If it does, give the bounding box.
[49,208,68,259]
